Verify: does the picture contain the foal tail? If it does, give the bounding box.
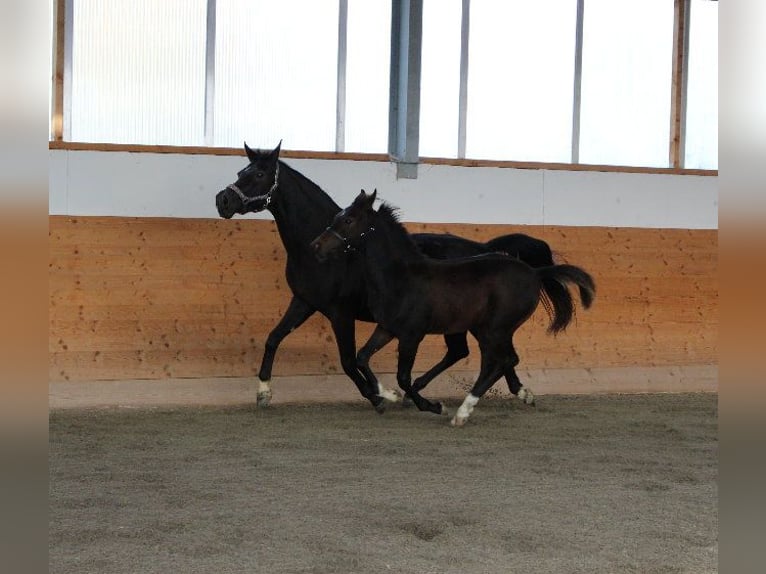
[537,265,596,334]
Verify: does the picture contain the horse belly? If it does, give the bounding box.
[426,290,485,334]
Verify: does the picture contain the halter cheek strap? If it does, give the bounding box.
[323,225,376,253]
[227,163,280,208]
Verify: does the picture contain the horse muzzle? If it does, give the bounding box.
[215,188,240,219]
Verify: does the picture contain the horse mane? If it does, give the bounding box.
[278,160,341,213]
[375,201,423,257]
[377,201,402,222]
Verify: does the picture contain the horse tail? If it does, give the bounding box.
[484,233,555,268]
[536,264,596,334]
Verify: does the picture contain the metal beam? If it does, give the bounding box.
[457,0,470,159]
[336,0,348,152]
[571,0,584,164]
[388,0,423,179]
[204,0,217,147]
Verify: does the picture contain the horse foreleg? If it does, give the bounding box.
[357,326,400,403]
[257,297,316,406]
[397,339,444,415]
[331,314,386,413]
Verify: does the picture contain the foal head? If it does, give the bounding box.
[311,189,377,261]
[215,141,281,219]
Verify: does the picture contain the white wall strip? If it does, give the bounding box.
[48,149,718,229]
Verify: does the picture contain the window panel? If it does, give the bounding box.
[214,0,338,151]
[419,0,462,158]
[579,0,674,167]
[685,0,718,169]
[465,0,577,162]
[70,0,207,145]
[345,0,391,154]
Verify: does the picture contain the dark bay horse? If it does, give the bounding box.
[311,190,596,426]
[215,143,556,411]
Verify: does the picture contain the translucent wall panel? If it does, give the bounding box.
[579,0,674,167]
[345,0,391,154]
[215,0,338,151]
[466,0,577,162]
[70,0,206,145]
[419,0,461,158]
[685,0,718,169]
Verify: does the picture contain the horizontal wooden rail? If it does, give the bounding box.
[48,141,717,177]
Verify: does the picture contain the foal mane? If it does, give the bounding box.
[375,202,423,256]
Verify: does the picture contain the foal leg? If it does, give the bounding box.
[411,332,470,394]
[256,296,316,406]
[504,345,535,405]
[356,326,400,403]
[397,338,444,415]
[451,348,505,427]
[331,313,386,413]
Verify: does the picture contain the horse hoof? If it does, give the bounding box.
[378,387,402,403]
[450,415,466,427]
[401,395,414,408]
[256,391,272,407]
[517,388,536,406]
[372,399,387,415]
[438,404,449,417]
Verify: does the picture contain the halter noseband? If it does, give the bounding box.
[226,163,280,209]
[323,224,375,253]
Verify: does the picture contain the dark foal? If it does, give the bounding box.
[215,142,557,412]
[311,190,596,426]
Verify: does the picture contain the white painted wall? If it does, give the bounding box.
[49,149,718,229]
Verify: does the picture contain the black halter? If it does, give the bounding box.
[323,224,376,253]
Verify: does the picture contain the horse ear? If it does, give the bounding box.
[268,140,282,163]
[368,189,377,206]
[244,142,258,163]
[354,189,368,206]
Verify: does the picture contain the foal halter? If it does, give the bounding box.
[323,224,375,253]
[226,163,280,209]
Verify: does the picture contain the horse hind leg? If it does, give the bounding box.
[451,353,505,427]
[504,347,535,406]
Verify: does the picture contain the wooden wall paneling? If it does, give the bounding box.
[49,216,717,383]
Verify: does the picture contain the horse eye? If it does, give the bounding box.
[344,218,353,225]
[256,171,265,179]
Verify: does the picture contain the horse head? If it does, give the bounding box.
[215,141,282,219]
[311,189,377,261]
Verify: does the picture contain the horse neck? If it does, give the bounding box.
[269,162,341,251]
[363,209,422,289]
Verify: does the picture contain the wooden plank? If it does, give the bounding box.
[49,216,718,382]
[47,142,717,176]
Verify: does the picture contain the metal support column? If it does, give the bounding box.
[388,0,423,179]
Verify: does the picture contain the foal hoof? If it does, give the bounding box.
[372,398,387,415]
[256,391,272,407]
[517,388,536,406]
[378,387,402,404]
[256,381,272,407]
[450,415,467,427]
[431,403,449,415]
